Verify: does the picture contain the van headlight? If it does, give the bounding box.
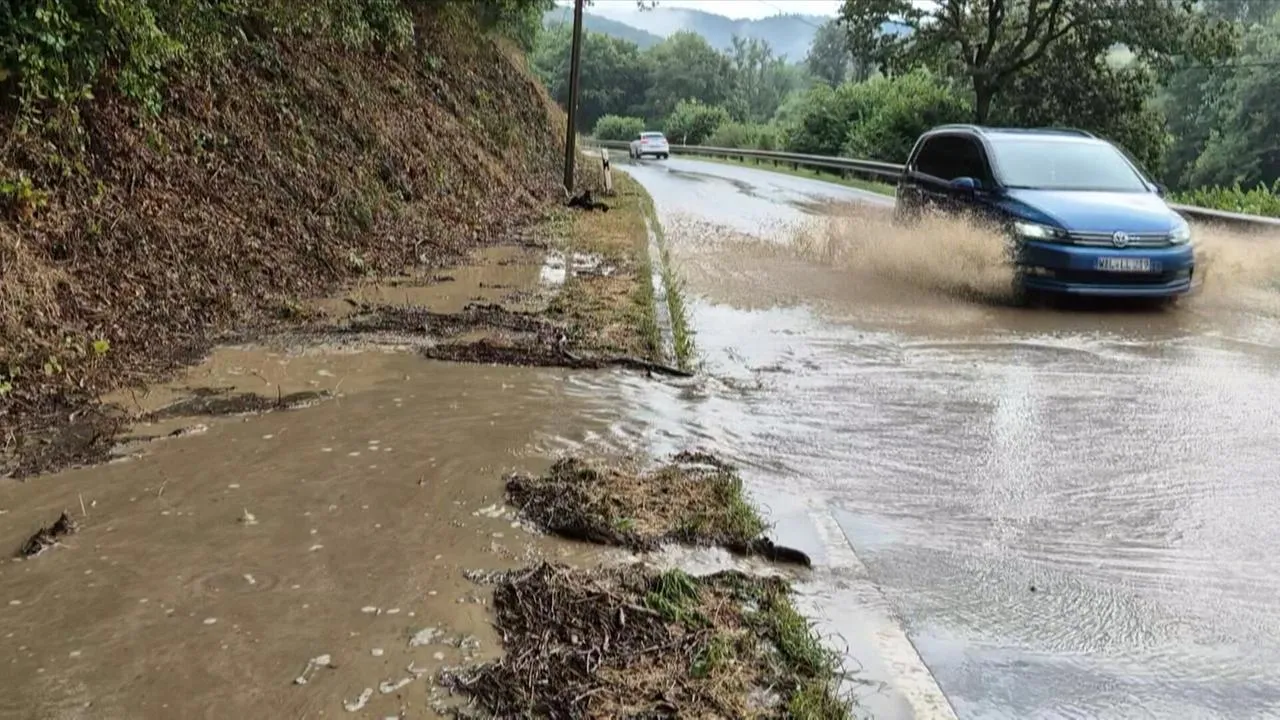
[1169,220,1192,245]
[1013,221,1066,242]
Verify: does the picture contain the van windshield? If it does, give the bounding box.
[641,132,665,139]
[989,139,1150,192]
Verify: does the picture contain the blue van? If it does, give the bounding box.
[894,126,1195,298]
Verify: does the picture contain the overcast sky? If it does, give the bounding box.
[581,0,844,20]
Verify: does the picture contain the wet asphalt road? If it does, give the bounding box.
[618,156,1280,718]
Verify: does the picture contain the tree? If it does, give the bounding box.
[839,0,1237,123]
[806,19,854,85]
[996,37,1168,173]
[1182,10,1280,188]
[644,31,734,120]
[728,36,801,122]
[532,26,651,131]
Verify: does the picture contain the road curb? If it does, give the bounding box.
[810,509,960,720]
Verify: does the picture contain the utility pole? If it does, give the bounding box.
[562,0,585,194]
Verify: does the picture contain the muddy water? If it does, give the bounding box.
[0,349,634,719]
[620,157,1280,718]
[0,242,639,720]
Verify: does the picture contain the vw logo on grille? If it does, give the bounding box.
[1111,231,1131,248]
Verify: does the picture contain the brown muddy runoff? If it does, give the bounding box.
[0,244,644,719]
[673,199,1280,324]
[0,351,621,719]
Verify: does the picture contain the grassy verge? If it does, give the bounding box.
[548,171,662,361]
[637,188,697,370]
[444,562,851,719]
[684,154,896,196]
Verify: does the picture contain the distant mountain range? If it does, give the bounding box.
[543,5,829,61]
[542,7,666,49]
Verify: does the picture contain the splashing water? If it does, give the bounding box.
[788,202,1017,304]
[1192,223,1280,312]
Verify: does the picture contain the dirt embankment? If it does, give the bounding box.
[0,5,569,477]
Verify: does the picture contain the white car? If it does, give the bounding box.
[629,131,670,159]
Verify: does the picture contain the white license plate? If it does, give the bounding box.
[1096,257,1156,273]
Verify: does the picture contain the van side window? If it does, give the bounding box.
[914,136,991,184]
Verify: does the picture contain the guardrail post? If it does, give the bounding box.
[600,148,612,195]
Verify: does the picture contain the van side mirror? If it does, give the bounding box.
[950,176,981,194]
[1155,182,1168,197]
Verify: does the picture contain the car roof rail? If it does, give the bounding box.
[1042,127,1095,138]
[930,124,982,134]
[980,126,1096,138]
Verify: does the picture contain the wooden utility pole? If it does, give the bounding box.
[562,0,585,194]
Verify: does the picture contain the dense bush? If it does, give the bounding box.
[663,99,729,145]
[843,70,972,163]
[784,69,969,161]
[1171,181,1280,218]
[707,121,780,150]
[593,114,646,140]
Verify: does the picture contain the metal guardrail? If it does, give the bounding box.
[594,139,1280,230]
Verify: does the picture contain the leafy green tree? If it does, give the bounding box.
[839,0,1237,123]
[728,36,802,122]
[593,114,646,140]
[1182,10,1280,189]
[663,99,729,144]
[644,31,734,120]
[532,26,651,131]
[995,36,1168,173]
[805,19,855,85]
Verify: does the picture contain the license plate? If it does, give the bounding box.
[1096,257,1156,273]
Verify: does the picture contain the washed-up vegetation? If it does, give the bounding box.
[442,562,850,719]
[506,452,807,564]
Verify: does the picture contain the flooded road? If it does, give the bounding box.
[4,153,1278,720]
[619,157,1280,718]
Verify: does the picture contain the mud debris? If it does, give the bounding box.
[18,512,79,558]
[142,388,331,422]
[566,189,610,212]
[440,562,849,719]
[423,338,692,377]
[4,403,128,480]
[505,452,808,564]
[342,303,552,339]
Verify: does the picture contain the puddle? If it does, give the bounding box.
[538,250,613,288]
[311,245,547,320]
[0,353,622,719]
